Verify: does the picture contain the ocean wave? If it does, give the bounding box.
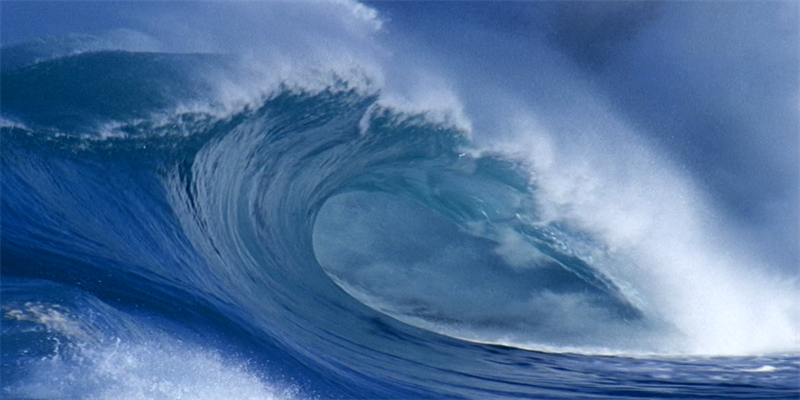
[2,5,799,396]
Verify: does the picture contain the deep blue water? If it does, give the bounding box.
[2,2,799,399]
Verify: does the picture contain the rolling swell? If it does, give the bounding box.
[3,49,768,398]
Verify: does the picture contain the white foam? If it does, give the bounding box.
[743,365,777,373]
[374,72,474,136]
[495,93,800,356]
[0,116,32,131]
[9,339,297,400]
[4,302,298,400]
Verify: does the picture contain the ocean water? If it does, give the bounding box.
[1,2,799,399]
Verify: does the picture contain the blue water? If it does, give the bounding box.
[2,2,799,399]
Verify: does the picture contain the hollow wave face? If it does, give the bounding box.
[313,171,663,352]
[2,2,799,399]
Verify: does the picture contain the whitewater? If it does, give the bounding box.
[2,2,798,399]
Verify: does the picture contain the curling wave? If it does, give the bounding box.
[2,41,798,399]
